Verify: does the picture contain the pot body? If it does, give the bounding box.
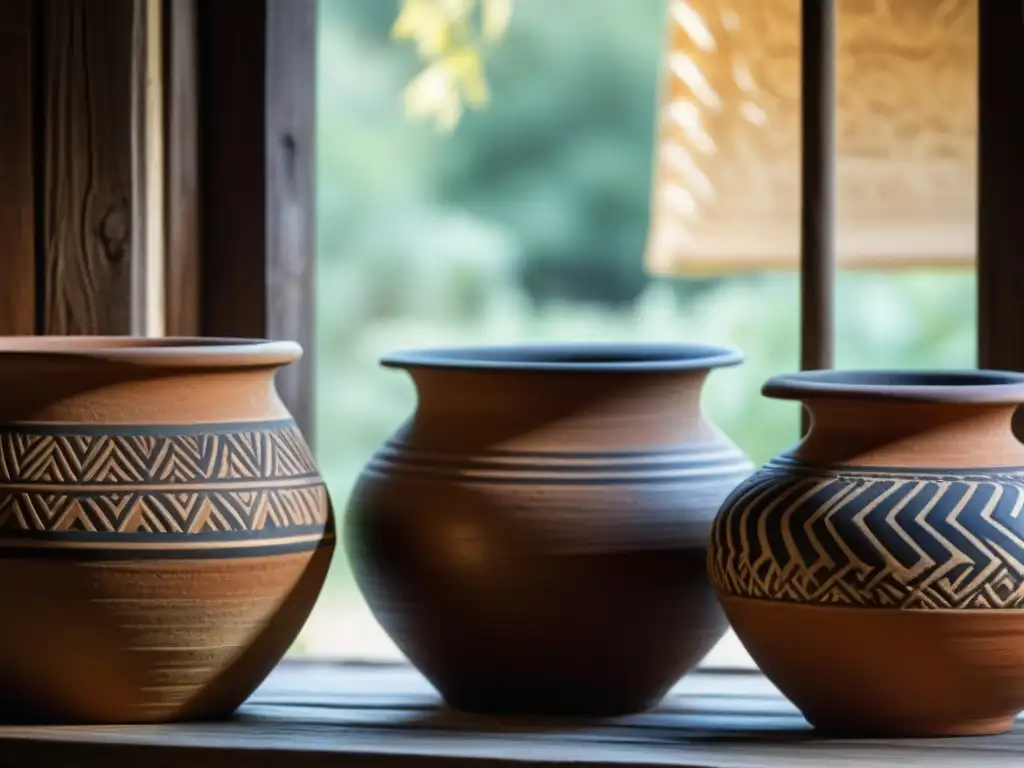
[709,370,1024,736]
[345,343,752,715]
[0,338,334,723]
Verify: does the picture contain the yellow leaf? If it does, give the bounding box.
[392,0,434,39]
[393,0,507,132]
[482,0,513,41]
[404,61,458,117]
[446,49,489,109]
[392,2,454,56]
[436,0,475,22]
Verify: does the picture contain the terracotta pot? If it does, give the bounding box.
[0,337,334,724]
[709,369,1024,737]
[345,342,752,715]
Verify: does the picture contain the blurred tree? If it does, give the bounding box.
[321,0,398,34]
[320,0,721,305]
[426,0,673,304]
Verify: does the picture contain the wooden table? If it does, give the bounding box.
[0,663,1021,766]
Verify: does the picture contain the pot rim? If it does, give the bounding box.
[380,341,743,373]
[763,369,1024,404]
[0,336,301,368]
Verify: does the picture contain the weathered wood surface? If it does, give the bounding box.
[132,0,164,336]
[0,664,1019,767]
[39,0,137,334]
[0,0,36,334]
[163,0,200,336]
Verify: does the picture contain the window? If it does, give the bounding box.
[298,0,978,668]
[2,0,1021,758]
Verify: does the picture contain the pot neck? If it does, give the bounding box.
[791,399,1024,468]
[0,359,288,425]
[396,368,719,453]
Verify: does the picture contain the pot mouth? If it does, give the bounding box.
[0,336,301,368]
[763,369,1024,404]
[381,342,743,373]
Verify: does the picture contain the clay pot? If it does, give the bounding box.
[345,342,752,715]
[709,369,1024,737]
[0,337,334,724]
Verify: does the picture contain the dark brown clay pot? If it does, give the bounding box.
[345,342,752,715]
[0,337,334,724]
[709,369,1024,737]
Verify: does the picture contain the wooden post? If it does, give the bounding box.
[198,0,317,440]
[164,0,201,337]
[132,0,165,337]
[0,0,36,334]
[265,0,317,439]
[799,0,837,434]
[39,0,157,335]
[978,0,1024,395]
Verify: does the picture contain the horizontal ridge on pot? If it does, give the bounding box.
[345,341,752,715]
[709,367,1024,737]
[0,336,335,724]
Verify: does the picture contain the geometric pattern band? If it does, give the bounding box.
[0,420,331,540]
[709,459,1024,610]
[0,420,319,484]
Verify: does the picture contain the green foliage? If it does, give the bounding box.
[310,0,976,606]
[428,0,667,302]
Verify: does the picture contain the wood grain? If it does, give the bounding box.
[131,0,165,336]
[0,0,35,335]
[198,0,316,441]
[0,664,1020,767]
[40,0,136,334]
[163,0,200,336]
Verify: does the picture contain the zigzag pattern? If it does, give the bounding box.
[709,461,1024,609]
[0,422,328,536]
[0,485,328,533]
[0,423,317,484]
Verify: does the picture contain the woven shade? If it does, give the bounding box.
[645,0,976,276]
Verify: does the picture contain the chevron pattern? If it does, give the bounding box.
[0,485,328,534]
[0,422,318,484]
[0,421,329,538]
[709,459,1024,609]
